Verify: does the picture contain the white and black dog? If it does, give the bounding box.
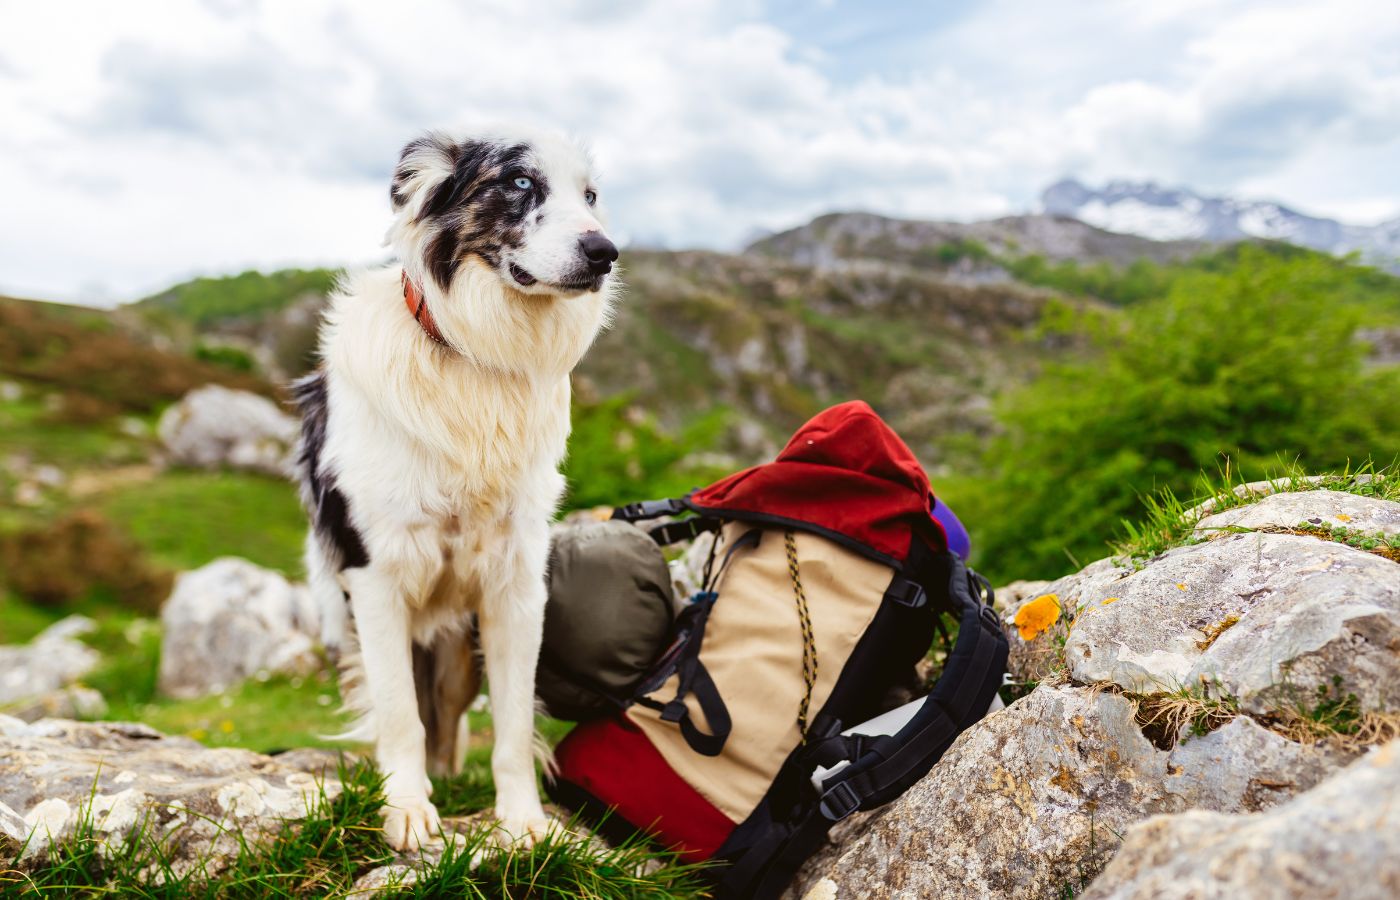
[293,126,618,850]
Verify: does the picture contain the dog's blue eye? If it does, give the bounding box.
[513,176,532,190]
[584,189,597,206]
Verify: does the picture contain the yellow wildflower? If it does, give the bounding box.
[219,720,235,734]
[1336,513,1352,523]
[1014,594,1061,641]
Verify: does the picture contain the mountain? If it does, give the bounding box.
[747,211,1205,270]
[1042,178,1400,270]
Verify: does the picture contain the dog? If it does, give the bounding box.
[292,126,619,850]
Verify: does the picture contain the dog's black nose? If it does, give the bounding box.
[579,232,619,275]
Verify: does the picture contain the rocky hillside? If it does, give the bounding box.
[748,210,1207,270]
[113,236,1098,467]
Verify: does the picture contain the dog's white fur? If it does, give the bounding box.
[306,126,616,850]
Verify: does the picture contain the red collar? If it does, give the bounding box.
[402,271,450,348]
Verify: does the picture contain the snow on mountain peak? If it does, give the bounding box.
[1041,178,1398,270]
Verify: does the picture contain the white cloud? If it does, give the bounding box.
[1,0,1398,303]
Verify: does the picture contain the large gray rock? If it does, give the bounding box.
[159,558,321,698]
[785,684,1343,900]
[1056,533,1399,715]
[1001,492,1400,715]
[158,384,298,476]
[1194,489,1400,539]
[0,616,99,707]
[1082,740,1400,900]
[0,717,339,874]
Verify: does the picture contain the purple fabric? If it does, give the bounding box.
[931,498,970,560]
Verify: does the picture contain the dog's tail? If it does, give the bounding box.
[414,623,484,777]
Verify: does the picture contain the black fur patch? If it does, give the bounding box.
[291,371,369,571]
[393,135,549,290]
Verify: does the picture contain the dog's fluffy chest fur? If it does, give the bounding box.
[314,265,600,629]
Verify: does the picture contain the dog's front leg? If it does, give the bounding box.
[345,566,441,851]
[479,544,551,847]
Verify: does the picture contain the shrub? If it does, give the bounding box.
[0,510,171,613]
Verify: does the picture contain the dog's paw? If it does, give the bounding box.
[381,795,443,852]
[492,802,554,850]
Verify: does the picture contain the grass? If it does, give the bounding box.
[100,470,308,577]
[5,758,712,898]
[1261,671,1400,751]
[1127,682,1240,750]
[1287,521,1400,563]
[113,673,348,754]
[0,390,153,476]
[0,590,65,644]
[1111,459,1398,567]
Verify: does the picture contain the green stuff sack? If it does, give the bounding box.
[537,519,676,721]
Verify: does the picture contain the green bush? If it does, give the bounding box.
[562,395,730,511]
[0,510,172,613]
[967,247,1400,581]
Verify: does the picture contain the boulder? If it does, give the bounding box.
[1082,740,1400,899]
[0,717,338,875]
[1194,488,1400,538]
[158,384,298,476]
[785,684,1344,900]
[0,616,99,707]
[1001,492,1400,716]
[158,558,321,698]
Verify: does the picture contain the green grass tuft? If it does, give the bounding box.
[1110,459,1397,566]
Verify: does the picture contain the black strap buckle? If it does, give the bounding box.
[818,781,861,821]
[887,577,928,609]
[649,516,717,546]
[613,498,684,521]
[979,603,1002,633]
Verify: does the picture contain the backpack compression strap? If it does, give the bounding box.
[631,528,761,757]
[611,497,722,546]
[718,554,1009,899]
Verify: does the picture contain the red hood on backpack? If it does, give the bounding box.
[687,401,945,563]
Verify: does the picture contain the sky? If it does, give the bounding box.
[3,0,1399,305]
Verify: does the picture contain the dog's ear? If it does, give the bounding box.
[390,132,461,216]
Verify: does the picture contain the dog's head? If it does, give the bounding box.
[388,127,618,300]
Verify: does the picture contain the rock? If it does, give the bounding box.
[0,717,339,874]
[1082,740,1400,899]
[1194,489,1400,538]
[1187,475,1378,517]
[1000,493,1400,715]
[158,384,298,476]
[1051,532,1399,715]
[994,579,1053,609]
[668,528,717,608]
[1001,556,1133,684]
[4,686,108,723]
[0,616,99,707]
[158,558,321,699]
[785,684,1344,900]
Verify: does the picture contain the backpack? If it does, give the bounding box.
[548,401,1009,899]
